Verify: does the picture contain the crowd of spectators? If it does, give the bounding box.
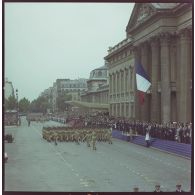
[112,120,192,144]
[51,111,192,144]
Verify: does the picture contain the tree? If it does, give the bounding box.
[19,98,30,113]
[56,93,72,112]
[29,96,50,114]
[4,95,17,111]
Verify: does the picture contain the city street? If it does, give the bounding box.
[4,117,191,192]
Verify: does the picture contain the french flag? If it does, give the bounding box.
[135,62,151,105]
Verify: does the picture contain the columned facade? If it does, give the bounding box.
[160,33,171,124]
[177,29,192,122]
[105,3,192,123]
[150,37,160,123]
[131,30,192,123]
[107,40,135,118]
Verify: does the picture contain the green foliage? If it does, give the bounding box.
[29,96,50,114]
[4,95,17,111]
[19,98,30,113]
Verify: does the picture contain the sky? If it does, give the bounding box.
[5,2,135,101]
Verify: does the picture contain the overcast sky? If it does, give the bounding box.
[5,3,135,101]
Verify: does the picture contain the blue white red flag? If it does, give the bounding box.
[135,62,151,93]
[135,62,151,105]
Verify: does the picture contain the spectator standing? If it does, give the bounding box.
[154,183,163,192]
[28,119,31,127]
[133,185,139,192]
[176,183,184,192]
[176,125,181,143]
[145,129,150,147]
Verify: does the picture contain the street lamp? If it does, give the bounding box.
[16,89,19,126]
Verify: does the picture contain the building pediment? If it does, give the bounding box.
[126,3,156,33]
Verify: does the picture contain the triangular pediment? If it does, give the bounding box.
[126,3,156,32]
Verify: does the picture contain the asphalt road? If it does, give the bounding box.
[4,117,191,192]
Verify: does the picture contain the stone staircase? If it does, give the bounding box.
[112,130,191,159]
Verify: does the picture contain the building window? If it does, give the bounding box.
[98,71,102,77]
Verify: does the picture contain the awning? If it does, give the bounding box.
[66,100,109,110]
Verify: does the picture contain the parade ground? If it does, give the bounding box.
[4,117,191,192]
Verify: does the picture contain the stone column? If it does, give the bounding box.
[119,103,121,117]
[121,70,124,93]
[150,37,160,123]
[119,70,121,96]
[115,72,117,96]
[109,74,112,115]
[178,29,192,122]
[113,73,116,94]
[109,74,111,93]
[115,102,118,117]
[140,42,150,122]
[124,68,126,94]
[160,33,171,124]
[124,102,126,118]
[176,35,180,122]
[127,66,130,94]
[133,46,141,121]
[110,104,112,116]
[129,103,131,118]
[112,73,114,95]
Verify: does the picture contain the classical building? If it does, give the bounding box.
[4,77,14,99]
[105,3,192,123]
[52,78,88,112]
[72,64,109,112]
[81,65,109,104]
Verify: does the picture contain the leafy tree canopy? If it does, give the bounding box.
[19,98,30,113]
[5,95,17,111]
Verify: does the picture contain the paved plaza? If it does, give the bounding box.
[4,117,191,192]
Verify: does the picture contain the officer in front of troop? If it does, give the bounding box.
[91,130,97,150]
[54,132,58,145]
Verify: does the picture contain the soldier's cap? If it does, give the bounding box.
[176,183,182,187]
[155,183,160,187]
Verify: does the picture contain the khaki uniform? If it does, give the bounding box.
[85,131,91,147]
[91,131,97,150]
[54,132,58,145]
[107,130,112,144]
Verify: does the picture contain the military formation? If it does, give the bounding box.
[42,126,112,150]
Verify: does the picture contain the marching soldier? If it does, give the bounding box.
[74,131,80,145]
[82,130,91,147]
[86,130,91,147]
